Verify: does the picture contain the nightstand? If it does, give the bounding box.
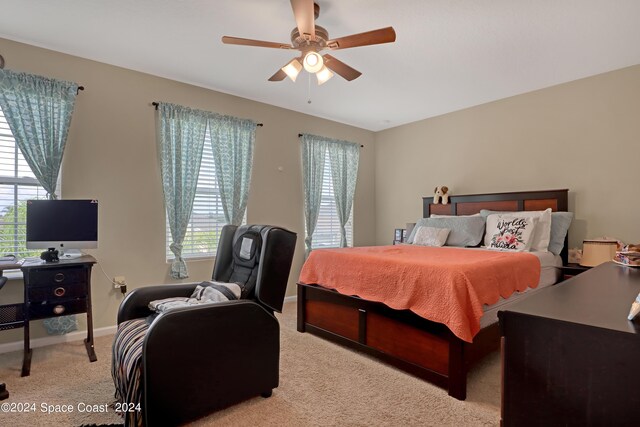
[560,263,591,281]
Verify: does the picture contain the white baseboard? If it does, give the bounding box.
[283,295,297,303]
[0,325,117,355]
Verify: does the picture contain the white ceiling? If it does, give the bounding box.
[1,0,639,131]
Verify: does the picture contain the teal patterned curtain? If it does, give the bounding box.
[0,69,78,199]
[0,69,79,335]
[327,140,360,247]
[156,102,208,279]
[208,114,256,226]
[301,134,330,256]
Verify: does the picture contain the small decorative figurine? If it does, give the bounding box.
[433,186,450,204]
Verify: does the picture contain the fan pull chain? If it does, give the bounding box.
[307,72,312,104]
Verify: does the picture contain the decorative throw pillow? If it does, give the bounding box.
[485,215,539,252]
[413,226,451,247]
[481,208,552,252]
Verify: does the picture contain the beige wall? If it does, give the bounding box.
[375,65,640,249]
[2,35,638,346]
[0,38,375,343]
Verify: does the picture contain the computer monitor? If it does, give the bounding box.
[26,199,98,251]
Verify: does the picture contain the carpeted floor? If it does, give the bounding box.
[0,302,501,426]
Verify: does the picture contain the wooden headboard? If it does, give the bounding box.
[422,189,570,264]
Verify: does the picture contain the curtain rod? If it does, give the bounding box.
[151,102,263,126]
[298,133,364,148]
[0,56,82,94]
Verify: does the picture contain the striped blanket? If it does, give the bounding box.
[112,318,148,427]
[148,281,242,313]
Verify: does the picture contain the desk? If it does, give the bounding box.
[499,262,640,426]
[0,256,97,376]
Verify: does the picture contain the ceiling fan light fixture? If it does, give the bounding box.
[223,2,395,85]
[282,58,303,82]
[303,51,323,73]
[316,65,334,85]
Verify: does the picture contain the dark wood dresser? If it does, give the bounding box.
[499,262,640,426]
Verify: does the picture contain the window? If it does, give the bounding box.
[311,152,353,249]
[165,128,228,260]
[0,107,50,258]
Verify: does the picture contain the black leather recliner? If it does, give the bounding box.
[115,225,296,426]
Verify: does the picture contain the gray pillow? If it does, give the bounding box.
[407,216,486,247]
[480,209,573,255]
[548,212,573,255]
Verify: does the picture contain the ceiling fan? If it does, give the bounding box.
[221,0,396,85]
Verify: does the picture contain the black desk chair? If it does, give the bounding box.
[0,276,9,400]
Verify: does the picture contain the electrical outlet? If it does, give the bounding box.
[114,276,126,288]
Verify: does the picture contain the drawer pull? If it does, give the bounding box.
[54,273,65,283]
[53,305,65,315]
[54,287,66,297]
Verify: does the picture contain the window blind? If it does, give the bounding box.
[166,128,228,260]
[311,152,353,249]
[0,107,49,258]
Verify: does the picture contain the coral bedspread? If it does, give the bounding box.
[299,245,540,342]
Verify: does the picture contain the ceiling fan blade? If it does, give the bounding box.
[222,36,292,49]
[268,68,287,82]
[270,57,304,82]
[323,54,362,81]
[290,0,315,41]
[326,27,396,50]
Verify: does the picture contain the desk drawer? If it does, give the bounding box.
[27,266,86,286]
[29,298,87,320]
[28,281,87,303]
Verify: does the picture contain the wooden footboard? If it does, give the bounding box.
[297,283,500,400]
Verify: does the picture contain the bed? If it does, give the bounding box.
[296,189,569,400]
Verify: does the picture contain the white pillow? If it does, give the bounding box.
[413,226,450,247]
[485,215,539,252]
[483,208,552,252]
